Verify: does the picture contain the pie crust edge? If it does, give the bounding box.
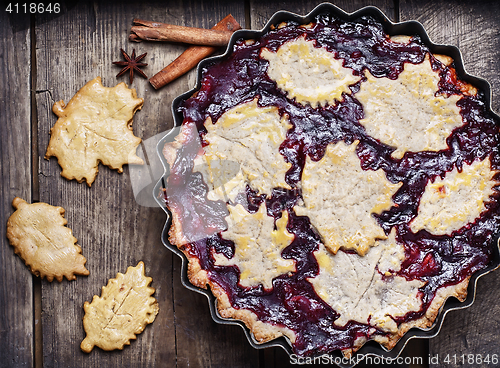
[161,127,475,357]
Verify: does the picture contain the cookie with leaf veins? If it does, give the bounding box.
[6,197,89,282]
[45,77,144,186]
[81,261,159,353]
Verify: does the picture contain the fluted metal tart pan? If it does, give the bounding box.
[153,3,500,367]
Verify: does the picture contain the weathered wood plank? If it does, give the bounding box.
[0,11,34,368]
[398,1,500,367]
[29,1,500,367]
[34,0,253,367]
[35,1,179,367]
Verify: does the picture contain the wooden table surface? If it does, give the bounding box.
[1,1,499,367]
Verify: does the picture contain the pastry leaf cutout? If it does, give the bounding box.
[6,197,89,282]
[45,77,144,186]
[81,261,159,353]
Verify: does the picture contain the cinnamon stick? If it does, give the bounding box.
[130,19,234,46]
[149,14,241,90]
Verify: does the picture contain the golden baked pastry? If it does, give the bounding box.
[6,197,89,282]
[45,77,144,186]
[81,261,158,352]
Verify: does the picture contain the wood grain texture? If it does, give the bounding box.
[35,1,178,367]
[0,11,34,368]
[399,1,500,367]
[172,257,261,368]
[34,0,250,367]
[6,1,494,367]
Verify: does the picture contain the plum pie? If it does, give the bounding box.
[160,11,500,358]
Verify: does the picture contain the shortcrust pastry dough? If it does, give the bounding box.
[201,98,292,196]
[295,140,402,256]
[356,56,463,158]
[411,157,498,235]
[309,230,424,333]
[214,203,295,290]
[261,36,360,107]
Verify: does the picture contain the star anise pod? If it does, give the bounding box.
[113,48,148,84]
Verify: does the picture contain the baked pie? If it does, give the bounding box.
[161,11,500,358]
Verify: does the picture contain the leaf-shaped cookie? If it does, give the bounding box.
[81,261,159,353]
[45,77,144,186]
[6,197,89,282]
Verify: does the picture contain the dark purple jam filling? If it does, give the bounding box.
[165,13,500,356]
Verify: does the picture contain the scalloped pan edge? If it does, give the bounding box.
[153,3,500,367]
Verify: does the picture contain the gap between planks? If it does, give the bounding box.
[30,12,43,368]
